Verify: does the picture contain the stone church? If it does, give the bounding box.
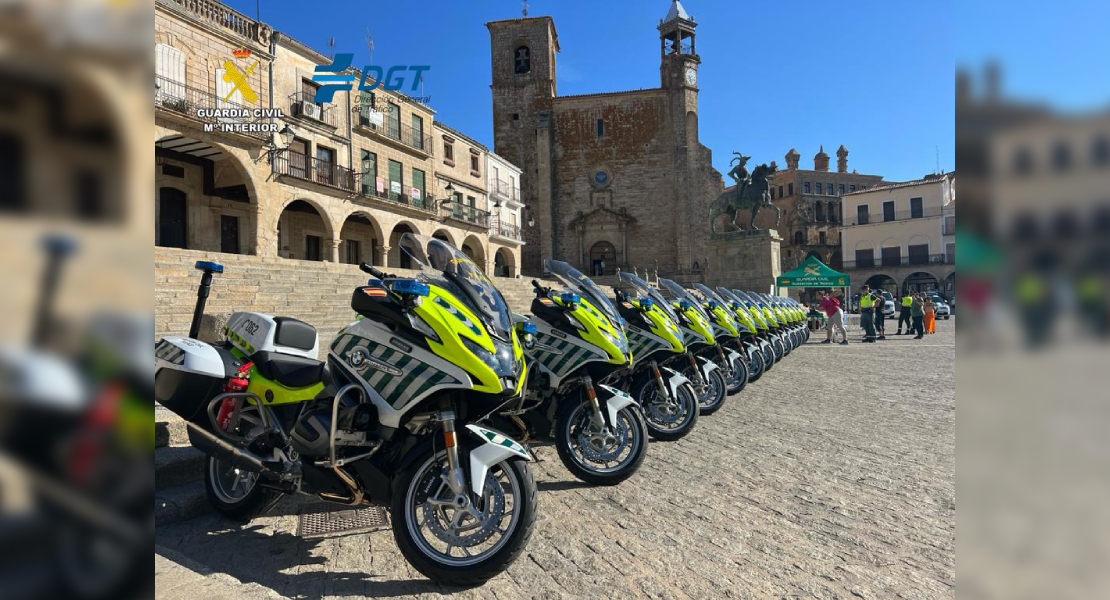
[487,1,723,277]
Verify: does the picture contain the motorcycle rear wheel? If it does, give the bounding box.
[203,455,281,522]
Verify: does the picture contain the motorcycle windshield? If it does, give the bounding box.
[692,283,728,307]
[659,278,711,321]
[617,271,681,322]
[545,260,621,326]
[400,233,513,340]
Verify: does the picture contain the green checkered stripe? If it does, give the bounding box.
[332,333,458,409]
[626,328,664,360]
[532,332,597,376]
[155,340,185,365]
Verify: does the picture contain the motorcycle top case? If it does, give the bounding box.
[224,311,319,360]
[154,336,240,422]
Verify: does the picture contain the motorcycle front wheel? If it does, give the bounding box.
[689,363,727,414]
[635,377,699,441]
[746,346,765,383]
[555,398,648,485]
[724,352,748,396]
[771,336,785,362]
[393,446,537,586]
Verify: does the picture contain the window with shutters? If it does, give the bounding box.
[881,246,901,267]
[856,204,869,225]
[411,114,424,150]
[908,244,929,265]
[360,150,377,196]
[155,44,186,99]
[388,159,403,201]
[855,248,874,268]
[910,196,924,219]
[386,102,401,139]
[883,201,896,222]
[412,168,425,208]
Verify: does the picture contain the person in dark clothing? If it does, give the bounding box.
[896,291,913,334]
[911,292,926,339]
[872,290,887,340]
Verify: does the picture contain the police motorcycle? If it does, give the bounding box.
[154,234,537,586]
[730,290,778,371]
[769,294,805,351]
[761,293,795,356]
[745,291,788,364]
[502,260,648,485]
[611,271,699,440]
[715,287,771,383]
[792,298,811,343]
[656,278,730,414]
[687,283,750,396]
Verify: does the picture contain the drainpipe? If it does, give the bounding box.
[347,80,354,172]
[268,32,277,168]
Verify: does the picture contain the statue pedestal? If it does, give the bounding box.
[707,229,782,293]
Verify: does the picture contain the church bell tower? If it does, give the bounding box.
[659,0,699,91]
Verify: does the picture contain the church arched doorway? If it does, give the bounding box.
[589,241,616,276]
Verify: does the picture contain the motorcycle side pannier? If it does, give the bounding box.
[154,336,238,422]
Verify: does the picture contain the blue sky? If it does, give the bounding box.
[956,0,1110,112]
[230,0,954,182]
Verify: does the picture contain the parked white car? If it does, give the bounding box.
[930,295,951,319]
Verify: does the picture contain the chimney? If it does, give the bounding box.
[836,145,848,173]
[814,145,830,172]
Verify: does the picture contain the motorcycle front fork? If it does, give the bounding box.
[715,344,735,378]
[582,376,607,430]
[650,361,671,401]
[438,409,468,497]
[686,352,707,390]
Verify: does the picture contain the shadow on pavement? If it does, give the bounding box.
[157,516,452,598]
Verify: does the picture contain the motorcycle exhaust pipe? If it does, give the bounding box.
[185,421,270,473]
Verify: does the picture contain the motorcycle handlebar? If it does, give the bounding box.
[360,262,386,280]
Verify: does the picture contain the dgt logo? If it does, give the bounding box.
[312,53,430,103]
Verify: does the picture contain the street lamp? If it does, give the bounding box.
[277,124,295,148]
[439,182,455,209]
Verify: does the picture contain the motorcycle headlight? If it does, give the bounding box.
[602,328,628,354]
[461,336,499,372]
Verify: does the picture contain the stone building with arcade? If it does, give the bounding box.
[487,0,724,277]
[154,0,524,276]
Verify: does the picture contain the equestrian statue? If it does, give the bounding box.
[709,152,781,235]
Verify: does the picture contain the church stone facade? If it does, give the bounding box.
[487,1,723,277]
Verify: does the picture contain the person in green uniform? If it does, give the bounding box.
[859,285,877,342]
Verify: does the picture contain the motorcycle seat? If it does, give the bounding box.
[252,350,324,388]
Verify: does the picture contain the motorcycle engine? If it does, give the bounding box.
[290,396,378,457]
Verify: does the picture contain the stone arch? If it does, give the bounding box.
[793,231,804,245]
[805,250,823,262]
[276,199,333,261]
[903,271,940,294]
[865,274,898,295]
[494,246,516,278]
[461,234,487,273]
[814,200,825,222]
[828,252,843,270]
[685,111,698,144]
[431,228,456,247]
[589,240,617,276]
[155,134,261,254]
[513,43,531,74]
[388,221,422,269]
[339,210,385,265]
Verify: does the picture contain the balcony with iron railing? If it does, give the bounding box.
[847,206,943,226]
[354,174,434,213]
[490,219,522,242]
[842,253,952,269]
[157,0,265,43]
[489,179,520,203]
[272,150,357,192]
[155,75,270,141]
[444,202,490,228]
[353,109,432,155]
[288,92,339,129]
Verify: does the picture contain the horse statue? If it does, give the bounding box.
[709,152,781,234]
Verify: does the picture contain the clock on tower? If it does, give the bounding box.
[684,67,697,87]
